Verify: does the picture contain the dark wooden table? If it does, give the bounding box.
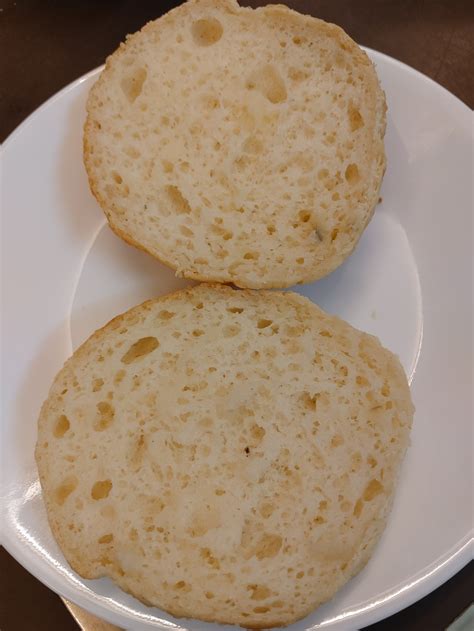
[1,1,472,629]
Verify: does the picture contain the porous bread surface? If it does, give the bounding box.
[84,0,386,289]
[36,285,413,627]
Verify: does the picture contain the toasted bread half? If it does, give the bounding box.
[84,0,386,288]
[36,284,412,627]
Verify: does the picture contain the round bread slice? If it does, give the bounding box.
[84,0,386,289]
[36,285,412,627]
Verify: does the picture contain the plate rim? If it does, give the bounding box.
[1,47,473,630]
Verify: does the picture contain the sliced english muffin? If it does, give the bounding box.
[84,0,386,288]
[36,284,412,627]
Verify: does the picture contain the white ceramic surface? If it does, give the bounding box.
[1,49,473,630]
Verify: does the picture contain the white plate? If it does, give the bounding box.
[1,49,472,630]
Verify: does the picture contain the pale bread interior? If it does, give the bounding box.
[36,285,413,627]
[84,0,386,288]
